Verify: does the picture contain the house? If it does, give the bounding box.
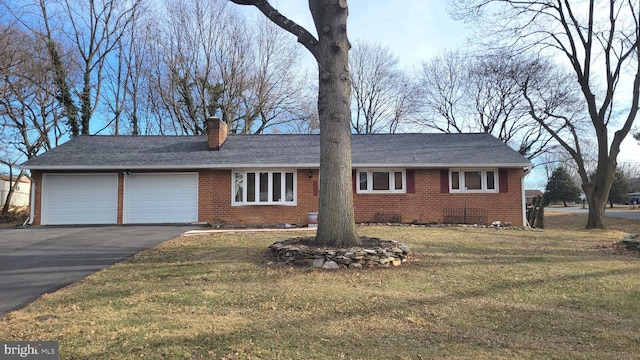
[0,175,31,207]
[20,118,532,226]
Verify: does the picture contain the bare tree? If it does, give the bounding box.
[0,23,64,212]
[230,0,359,247]
[417,49,556,161]
[237,16,308,134]
[28,0,143,136]
[416,50,467,133]
[0,23,64,157]
[144,0,307,135]
[349,41,414,133]
[473,51,560,159]
[454,0,640,228]
[0,155,26,214]
[146,0,228,135]
[101,1,153,136]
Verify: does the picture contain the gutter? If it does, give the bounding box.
[522,171,527,227]
[20,162,534,171]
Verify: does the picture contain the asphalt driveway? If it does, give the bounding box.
[546,206,640,220]
[0,225,195,315]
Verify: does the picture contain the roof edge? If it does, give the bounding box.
[22,162,533,171]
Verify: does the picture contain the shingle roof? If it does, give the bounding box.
[20,133,531,170]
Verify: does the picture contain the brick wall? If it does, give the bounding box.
[198,169,320,226]
[29,168,524,226]
[30,171,42,225]
[352,168,524,226]
[197,168,524,227]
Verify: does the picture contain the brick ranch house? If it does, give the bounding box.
[20,118,532,227]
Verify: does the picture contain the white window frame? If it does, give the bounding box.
[356,169,406,194]
[232,169,297,206]
[450,168,498,193]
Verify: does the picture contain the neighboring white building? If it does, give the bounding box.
[0,175,31,207]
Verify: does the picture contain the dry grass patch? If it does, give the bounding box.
[1,216,639,359]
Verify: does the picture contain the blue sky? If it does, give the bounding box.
[243,0,640,185]
[265,0,468,71]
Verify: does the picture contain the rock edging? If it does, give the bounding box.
[622,234,640,251]
[269,237,410,269]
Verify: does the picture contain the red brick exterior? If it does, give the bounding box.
[207,117,227,150]
[29,168,525,226]
[198,169,320,226]
[352,168,524,226]
[30,171,42,225]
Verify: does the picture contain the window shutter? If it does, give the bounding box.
[440,169,449,193]
[352,170,357,194]
[406,169,416,193]
[313,181,318,196]
[499,169,509,193]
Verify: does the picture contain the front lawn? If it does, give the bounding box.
[1,213,639,359]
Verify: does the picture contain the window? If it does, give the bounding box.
[451,171,460,190]
[233,170,296,205]
[450,169,498,193]
[486,171,496,190]
[357,169,405,193]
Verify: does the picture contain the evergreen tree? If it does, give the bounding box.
[608,170,630,208]
[544,167,581,207]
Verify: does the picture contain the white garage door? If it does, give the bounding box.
[124,173,198,224]
[42,174,118,225]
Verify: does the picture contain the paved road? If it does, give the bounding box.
[546,207,640,220]
[0,225,195,315]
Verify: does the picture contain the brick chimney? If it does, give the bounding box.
[207,117,227,150]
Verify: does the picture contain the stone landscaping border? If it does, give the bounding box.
[622,234,640,251]
[269,237,410,269]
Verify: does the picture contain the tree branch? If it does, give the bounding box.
[228,0,319,60]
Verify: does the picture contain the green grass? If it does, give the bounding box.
[1,213,639,359]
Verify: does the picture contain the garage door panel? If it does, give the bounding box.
[43,174,118,225]
[124,173,198,224]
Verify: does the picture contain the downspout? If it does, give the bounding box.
[27,177,35,225]
[522,167,529,228]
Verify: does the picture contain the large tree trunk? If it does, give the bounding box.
[583,159,616,229]
[585,191,606,229]
[310,0,359,247]
[231,0,360,247]
[229,0,360,247]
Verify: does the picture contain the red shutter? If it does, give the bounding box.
[313,181,318,196]
[352,170,357,194]
[440,169,449,193]
[499,169,509,193]
[406,169,415,193]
